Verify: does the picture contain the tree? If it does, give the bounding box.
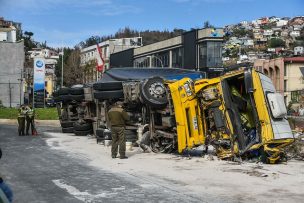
[24,31,34,39]
[78,27,186,48]
[63,48,83,86]
[232,28,251,38]
[78,36,101,48]
[268,38,285,48]
[203,21,214,28]
[55,47,73,87]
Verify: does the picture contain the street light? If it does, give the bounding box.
[146,55,164,68]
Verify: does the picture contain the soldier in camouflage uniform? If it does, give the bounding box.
[108,101,130,159]
[17,105,27,136]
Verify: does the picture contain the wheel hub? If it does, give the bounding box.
[149,82,166,99]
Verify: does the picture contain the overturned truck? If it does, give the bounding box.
[55,67,294,163]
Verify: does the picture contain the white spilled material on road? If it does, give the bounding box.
[52,179,117,202]
[45,132,304,203]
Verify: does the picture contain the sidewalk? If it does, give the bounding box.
[0,119,60,127]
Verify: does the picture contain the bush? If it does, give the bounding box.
[268,38,285,48]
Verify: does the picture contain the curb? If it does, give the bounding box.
[0,119,60,127]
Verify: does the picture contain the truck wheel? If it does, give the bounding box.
[73,122,92,131]
[59,95,71,103]
[60,121,74,128]
[74,129,93,136]
[58,87,70,95]
[62,127,74,133]
[140,77,168,109]
[70,88,84,95]
[70,95,84,102]
[93,81,123,91]
[94,90,124,100]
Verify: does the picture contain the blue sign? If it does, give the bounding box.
[36,60,44,68]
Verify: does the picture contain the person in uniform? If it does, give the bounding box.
[25,105,36,135]
[107,101,130,159]
[17,105,27,136]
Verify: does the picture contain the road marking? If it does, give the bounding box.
[52,179,117,202]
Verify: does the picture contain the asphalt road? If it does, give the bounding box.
[0,124,203,203]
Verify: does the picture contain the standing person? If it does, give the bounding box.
[17,105,27,136]
[298,105,304,117]
[107,101,130,159]
[25,105,36,135]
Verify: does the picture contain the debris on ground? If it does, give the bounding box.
[286,133,304,160]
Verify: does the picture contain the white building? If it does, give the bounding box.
[80,37,142,83]
[290,31,300,37]
[0,26,16,42]
[263,29,274,36]
[294,46,304,55]
[276,19,288,27]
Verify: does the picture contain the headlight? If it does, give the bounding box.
[184,82,192,96]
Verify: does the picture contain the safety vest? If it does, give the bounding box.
[27,108,35,118]
[18,108,27,118]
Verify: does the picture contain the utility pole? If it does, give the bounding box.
[19,70,23,106]
[61,47,64,87]
[8,80,12,108]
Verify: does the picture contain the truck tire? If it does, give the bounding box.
[94,90,124,100]
[74,129,93,136]
[59,95,71,103]
[60,121,74,128]
[140,77,168,109]
[70,88,84,95]
[73,122,92,131]
[62,127,74,133]
[58,88,70,95]
[70,95,84,102]
[93,81,123,91]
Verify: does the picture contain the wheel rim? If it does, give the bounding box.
[148,82,166,99]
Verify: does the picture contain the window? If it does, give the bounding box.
[284,65,287,76]
[172,48,184,68]
[291,91,300,102]
[284,80,287,91]
[199,41,222,68]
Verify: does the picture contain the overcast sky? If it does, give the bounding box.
[0,0,303,47]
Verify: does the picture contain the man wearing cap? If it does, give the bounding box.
[108,101,130,159]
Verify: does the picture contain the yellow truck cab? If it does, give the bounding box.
[167,68,294,163]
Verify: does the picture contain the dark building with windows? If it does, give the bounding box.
[110,28,224,77]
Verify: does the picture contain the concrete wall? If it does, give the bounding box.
[254,58,284,94]
[284,62,304,104]
[0,41,25,107]
[134,36,182,57]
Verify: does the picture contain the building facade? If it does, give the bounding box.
[80,37,142,83]
[110,28,224,77]
[0,41,25,107]
[0,17,21,43]
[254,57,304,105]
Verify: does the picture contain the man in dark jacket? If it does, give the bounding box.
[108,101,130,159]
